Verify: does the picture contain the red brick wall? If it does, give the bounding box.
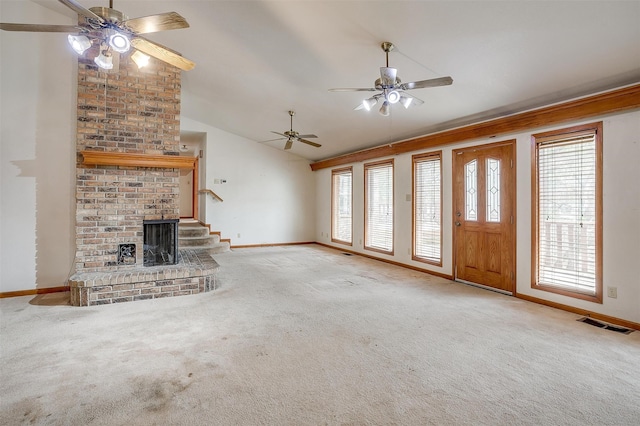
[74,53,182,272]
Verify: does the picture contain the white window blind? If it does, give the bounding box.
[365,161,394,253]
[413,154,441,263]
[331,168,352,244]
[536,130,599,294]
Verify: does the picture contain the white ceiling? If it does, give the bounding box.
[22,1,640,161]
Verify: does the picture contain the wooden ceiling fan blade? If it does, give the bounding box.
[329,88,377,92]
[299,139,321,148]
[130,37,195,71]
[297,134,318,139]
[260,137,286,143]
[284,140,293,150]
[123,12,189,34]
[400,76,453,90]
[59,0,105,23]
[0,23,83,32]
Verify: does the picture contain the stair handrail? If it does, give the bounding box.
[199,188,223,202]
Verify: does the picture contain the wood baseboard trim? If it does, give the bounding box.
[516,293,640,331]
[315,242,454,281]
[231,242,315,249]
[0,286,70,299]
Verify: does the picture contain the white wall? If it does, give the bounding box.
[181,116,316,246]
[1,1,76,293]
[315,110,640,324]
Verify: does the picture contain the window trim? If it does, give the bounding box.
[412,151,443,266]
[364,159,394,255]
[531,122,603,303]
[331,166,353,246]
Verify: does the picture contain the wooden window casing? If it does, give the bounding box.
[364,159,394,255]
[531,122,603,303]
[412,151,442,266]
[331,167,353,245]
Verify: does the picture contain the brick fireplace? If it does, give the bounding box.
[68,50,217,306]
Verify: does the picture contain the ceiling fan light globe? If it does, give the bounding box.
[362,97,377,111]
[379,101,390,116]
[108,32,130,53]
[387,90,401,104]
[131,50,150,68]
[68,35,91,55]
[94,52,113,70]
[400,95,413,109]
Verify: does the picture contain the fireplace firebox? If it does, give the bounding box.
[143,219,179,266]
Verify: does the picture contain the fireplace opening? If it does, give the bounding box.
[143,219,179,266]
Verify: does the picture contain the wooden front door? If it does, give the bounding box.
[453,141,515,293]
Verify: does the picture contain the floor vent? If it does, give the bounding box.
[577,317,634,334]
[342,253,353,256]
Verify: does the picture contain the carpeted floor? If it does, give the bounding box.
[1,244,639,425]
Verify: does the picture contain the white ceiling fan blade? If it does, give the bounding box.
[297,134,318,139]
[58,0,105,23]
[271,131,288,138]
[380,67,397,86]
[400,76,453,90]
[329,88,377,92]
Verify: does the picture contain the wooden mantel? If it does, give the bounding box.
[80,150,197,169]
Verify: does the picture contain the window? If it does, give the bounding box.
[365,160,394,254]
[412,152,442,265]
[532,122,603,303]
[331,167,353,244]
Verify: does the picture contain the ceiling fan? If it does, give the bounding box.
[0,0,195,71]
[329,42,452,116]
[268,111,321,150]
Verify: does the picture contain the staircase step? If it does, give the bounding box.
[179,227,209,238]
[207,241,231,254]
[177,221,229,253]
[180,235,221,247]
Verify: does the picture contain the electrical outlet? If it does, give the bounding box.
[607,286,617,298]
[237,233,241,238]
[407,248,411,255]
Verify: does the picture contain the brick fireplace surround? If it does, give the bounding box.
[68,51,217,306]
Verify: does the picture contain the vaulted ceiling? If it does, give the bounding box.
[20,1,640,161]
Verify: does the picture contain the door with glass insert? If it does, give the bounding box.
[453,141,515,292]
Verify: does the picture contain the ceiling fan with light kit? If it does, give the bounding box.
[266,110,321,151]
[329,42,453,116]
[0,0,195,71]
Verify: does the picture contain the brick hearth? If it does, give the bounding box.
[69,249,218,306]
[68,48,216,305]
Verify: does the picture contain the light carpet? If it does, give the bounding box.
[1,244,639,425]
